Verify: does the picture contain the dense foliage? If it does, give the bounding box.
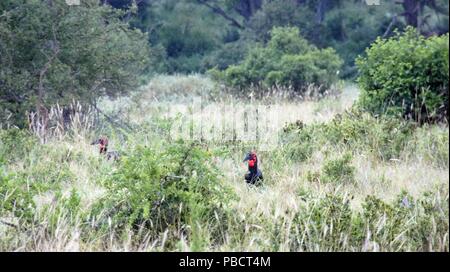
[91,141,234,245]
[0,0,150,126]
[210,27,343,92]
[106,0,449,75]
[283,110,434,162]
[356,27,449,123]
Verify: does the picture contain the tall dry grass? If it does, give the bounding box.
[0,75,448,251]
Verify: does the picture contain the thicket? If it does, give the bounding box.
[209,27,343,92]
[119,0,449,75]
[283,109,448,164]
[0,0,150,127]
[89,140,235,248]
[356,27,449,123]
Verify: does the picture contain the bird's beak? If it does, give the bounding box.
[243,154,250,162]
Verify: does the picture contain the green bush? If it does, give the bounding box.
[0,172,35,224]
[0,128,36,164]
[211,27,343,93]
[0,0,150,127]
[306,153,355,184]
[90,141,234,247]
[321,153,355,184]
[284,110,416,161]
[356,27,449,123]
[323,111,415,160]
[282,121,314,162]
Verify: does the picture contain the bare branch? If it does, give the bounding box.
[382,14,398,38]
[196,0,245,29]
[89,101,133,132]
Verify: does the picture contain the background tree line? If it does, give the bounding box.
[112,0,449,75]
[1,0,449,127]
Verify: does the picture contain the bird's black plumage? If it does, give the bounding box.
[243,151,263,185]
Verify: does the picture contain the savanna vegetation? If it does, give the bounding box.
[0,0,448,252]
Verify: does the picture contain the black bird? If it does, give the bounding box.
[243,151,263,185]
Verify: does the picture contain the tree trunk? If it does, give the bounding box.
[197,0,245,29]
[35,24,59,134]
[234,0,262,21]
[315,0,330,24]
[398,0,423,28]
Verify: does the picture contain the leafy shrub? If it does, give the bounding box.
[356,27,449,123]
[321,153,355,184]
[211,27,343,93]
[306,153,355,184]
[0,1,150,127]
[0,172,35,224]
[284,110,415,161]
[323,111,415,160]
[413,189,449,251]
[90,141,235,247]
[0,128,36,164]
[359,194,411,248]
[265,48,343,91]
[282,121,314,162]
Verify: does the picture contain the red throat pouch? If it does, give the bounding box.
[248,159,255,168]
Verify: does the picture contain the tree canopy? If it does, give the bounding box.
[0,0,150,126]
[104,0,448,75]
